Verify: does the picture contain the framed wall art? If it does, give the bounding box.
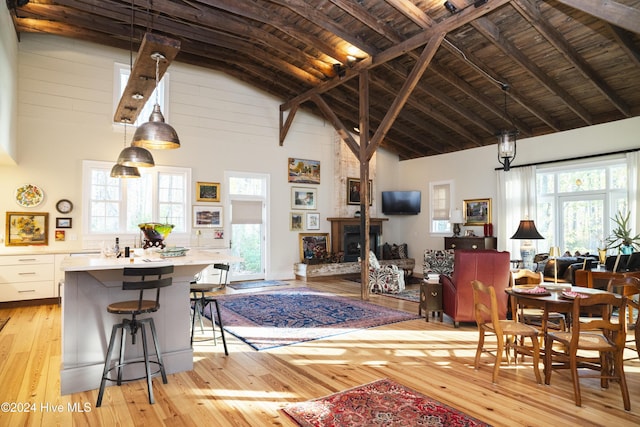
[55,230,66,241]
[290,212,304,231]
[193,205,223,228]
[288,158,320,184]
[56,217,72,228]
[299,233,330,261]
[463,198,492,225]
[196,181,220,202]
[6,212,49,246]
[306,212,320,230]
[291,187,317,210]
[347,177,372,205]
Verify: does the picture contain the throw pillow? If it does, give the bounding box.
[398,243,408,259]
[423,249,455,276]
[390,244,401,259]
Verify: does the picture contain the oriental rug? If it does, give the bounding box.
[227,280,290,290]
[282,378,491,427]
[211,288,419,350]
[381,287,420,303]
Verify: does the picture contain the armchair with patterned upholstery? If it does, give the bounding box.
[368,251,405,294]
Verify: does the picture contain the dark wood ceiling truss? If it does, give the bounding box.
[6,0,640,162]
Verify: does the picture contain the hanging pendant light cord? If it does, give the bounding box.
[154,54,160,106]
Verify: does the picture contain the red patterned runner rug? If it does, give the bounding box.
[282,378,491,427]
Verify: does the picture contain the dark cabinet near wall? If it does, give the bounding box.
[444,237,497,250]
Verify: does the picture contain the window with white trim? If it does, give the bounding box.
[430,180,454,234]
[535,158,627,254]
[113,63,169,127]
[83,160,190,240]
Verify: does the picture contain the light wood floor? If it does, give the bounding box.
[1,278,639,426]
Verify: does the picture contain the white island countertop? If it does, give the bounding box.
[61,249,242,272]
[59,248,242,395]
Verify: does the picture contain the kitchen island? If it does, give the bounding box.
[60,249,240,395]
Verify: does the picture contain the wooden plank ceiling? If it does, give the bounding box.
[6,0,640,160]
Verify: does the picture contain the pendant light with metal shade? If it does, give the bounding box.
[111,121,141,178]
[132,52,180,149]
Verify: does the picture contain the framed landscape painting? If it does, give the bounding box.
[290,212,304,231]
[193,205,223,228]
[463,198,492,225]
[196,182,220,202]
[291,187,317,210]
[288,158,320,184]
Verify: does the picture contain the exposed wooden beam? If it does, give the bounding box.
[113,32,180,123]
[367,32,446,160]
[555,0,640,34]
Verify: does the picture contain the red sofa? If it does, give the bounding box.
[441,249,511,327]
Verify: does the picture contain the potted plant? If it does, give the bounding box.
[606,210,640,254]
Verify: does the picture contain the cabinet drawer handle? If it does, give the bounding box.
[19,272,37,275]
[430,291,439,297]
[450,243,456,248]
[18,258,38,262]
[472,244,478,249]
[18,289,36,293]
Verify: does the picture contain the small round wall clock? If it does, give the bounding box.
[56,199,73,214]
[15,184,44,208]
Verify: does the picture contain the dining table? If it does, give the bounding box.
[505,284,611,340]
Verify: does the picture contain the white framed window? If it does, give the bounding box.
[535,158,627,254]
[82,160,190,247]
[429,180,454,234]
[113,62,169,127]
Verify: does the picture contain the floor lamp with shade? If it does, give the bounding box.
[511,220,544,270]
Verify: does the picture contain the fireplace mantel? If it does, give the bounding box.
[327,217,388,261]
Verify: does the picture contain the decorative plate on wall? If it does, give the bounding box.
[15,184,44,208]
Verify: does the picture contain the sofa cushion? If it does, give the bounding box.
[423,249,455,276]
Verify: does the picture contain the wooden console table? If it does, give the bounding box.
[444,236,496,250]
[574,268,640,289]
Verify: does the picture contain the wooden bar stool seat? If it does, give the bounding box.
[96,265,174,407]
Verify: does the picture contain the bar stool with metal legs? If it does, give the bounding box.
[96,265,174,407]
[190,263,229,355]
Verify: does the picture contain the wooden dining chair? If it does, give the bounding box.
[544,293,630,410]
[510,269,566,331]
[607,276,640,360]
[472,280,542,384]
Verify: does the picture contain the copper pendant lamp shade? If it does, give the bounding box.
[117,145,155,168]
[131,104,180,149]
[110,163,141,178]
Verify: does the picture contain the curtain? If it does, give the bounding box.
[627,151,639,235]
[496,165,537,257]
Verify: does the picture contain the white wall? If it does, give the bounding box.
[0,4,18,165]
[398,116,640,264]
[0,34,343,280]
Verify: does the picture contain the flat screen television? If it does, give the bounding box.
[381,191,421,215]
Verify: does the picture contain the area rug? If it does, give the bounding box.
[381,287,420,303]
[282,378,491,427]
[0,318,9,333]
[211,288,419,350]
[227,280,290,290]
